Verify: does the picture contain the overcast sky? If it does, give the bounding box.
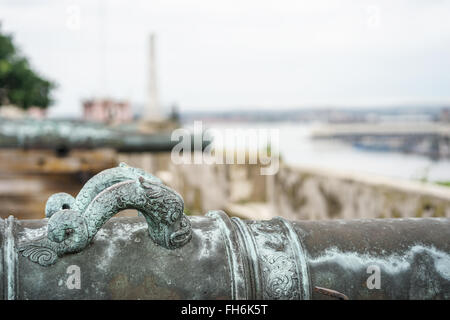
[1,0,450,117]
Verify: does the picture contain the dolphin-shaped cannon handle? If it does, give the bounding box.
[18,163,192,266]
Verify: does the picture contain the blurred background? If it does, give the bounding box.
[1,0,449,220]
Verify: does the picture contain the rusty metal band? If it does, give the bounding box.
[205,210,247,299]
[231,217,263,299]
[3,216,17,300]
[275,217,311,300]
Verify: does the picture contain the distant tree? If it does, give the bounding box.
[0,28,56,109]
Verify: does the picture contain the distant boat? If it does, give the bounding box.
[353,142,395,152]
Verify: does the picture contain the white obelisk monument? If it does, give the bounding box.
[144,33,162,122]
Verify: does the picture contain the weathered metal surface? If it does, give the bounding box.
[1,215,449,300]
[4,215,228,299]
[293,218,450,300]
[1,164,449,299]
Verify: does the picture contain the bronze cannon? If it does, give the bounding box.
[1,163,449,299]
[0,118,208,153]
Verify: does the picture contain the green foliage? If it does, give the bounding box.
[436,181,450,187]
[0,30,56,109]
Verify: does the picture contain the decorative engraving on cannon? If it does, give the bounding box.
[206,211,310,300]
[17,163,192,266]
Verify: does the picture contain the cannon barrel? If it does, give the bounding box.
[1,163,449,300]
[1,213,449,300]
[0,118,209,152]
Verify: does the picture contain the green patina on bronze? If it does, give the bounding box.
[18,163,192,266]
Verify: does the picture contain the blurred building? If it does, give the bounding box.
[0,105,47,119]
[83,98,132,124]
[440,108,450,122]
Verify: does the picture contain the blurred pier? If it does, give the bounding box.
[312,122,450,159]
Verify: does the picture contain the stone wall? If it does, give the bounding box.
[0,148,117,219]
[4,148,449,221]
[269,164,450,220]
[119,153,450,220]
[117,152,266,215]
